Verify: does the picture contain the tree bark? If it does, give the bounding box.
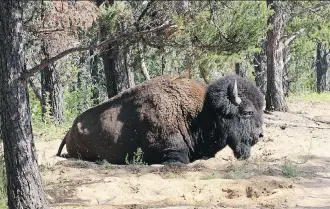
[265,0,288,111]
[0,1,48,208]
[138,43,150,80]
[282,43,291,96]
[161,54,166,75]
[90,49,100,105]
[100,5,135,98]
[40,39,64,125]
[101,45,135,98]
[76,69,83,113]
[235,56,249,78]
[253,38,267,95]
[316,42,329,93]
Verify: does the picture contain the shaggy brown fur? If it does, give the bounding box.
[57,74,264,164]
[57,76,206,164]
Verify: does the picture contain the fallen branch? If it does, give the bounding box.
[300,115,330,125]
[264,120,330,129]
[286,110,330,125]
[22,23,177,80]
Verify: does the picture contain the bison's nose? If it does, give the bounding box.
[259,132,264,138]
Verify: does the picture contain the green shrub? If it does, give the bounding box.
[125,147,146,165]
[282,161,301,178]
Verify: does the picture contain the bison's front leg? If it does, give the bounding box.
[151,132,191,164]
[162,148,190,164]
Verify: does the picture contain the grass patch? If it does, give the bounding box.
[282,161,301,178]
[201,166,247,180]
[96,159,114,170]
[201,171,220,180]
[223,168,246,179]
[287,91,330,103]
[161,172,182,179]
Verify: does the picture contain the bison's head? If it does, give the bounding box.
[201,75,264,160]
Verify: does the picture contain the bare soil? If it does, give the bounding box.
[36,100,330,209]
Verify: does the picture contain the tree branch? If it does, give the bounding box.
[264,120,330,129]
[22,23,177,80]
[283,28,305,47]
[136,0,155,24]
[291,2,330,17]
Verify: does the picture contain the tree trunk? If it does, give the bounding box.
[90,49,100,105]
[253,38,267,95]
[138,43,150,80]
[125,44,136,88]
[316,42,329,93]
[75,54,90,113]
[40,40,64,125]
[76,69,83,113]
[101,46,135,98]
[235,56,249,78]
[101,48,116,98]
[0,1,48,208]
[161,55,166,75]
[282,43,291,96]
[100,12,135,98]
[265,0,288,112]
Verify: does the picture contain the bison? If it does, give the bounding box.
[57,75,264,164]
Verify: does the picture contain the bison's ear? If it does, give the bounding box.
[228,79,242,106]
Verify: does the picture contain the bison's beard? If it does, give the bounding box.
[228,140,251,160]
[227,127,261,160]
[233,144,251,160]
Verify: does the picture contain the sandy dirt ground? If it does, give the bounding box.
[35,100,330,209]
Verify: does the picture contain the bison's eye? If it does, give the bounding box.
[242,110,253,116]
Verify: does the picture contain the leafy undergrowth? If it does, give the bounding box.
[32,120,72,142]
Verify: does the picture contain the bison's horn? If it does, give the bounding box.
[229,80,241,106]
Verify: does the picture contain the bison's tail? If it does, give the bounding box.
[56,129,69,157]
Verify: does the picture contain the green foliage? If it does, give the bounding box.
[100,1,133,35]
[287,1,330,44]
[43,92,54,125]
[288,38,316,93]
[136,1,271,82]
[285,1,330,93]
[125,147,146,165]
[28,87,71,142]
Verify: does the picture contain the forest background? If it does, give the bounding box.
[1,0,330,208]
